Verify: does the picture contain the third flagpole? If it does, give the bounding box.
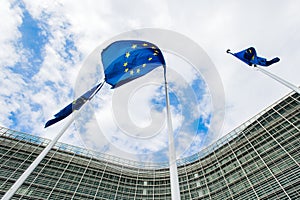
[1,112,78,200]
[255,66,300,95]
[163,65,181,200]
[1,82,104,200]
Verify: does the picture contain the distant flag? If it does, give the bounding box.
[44,82,104,128]
[102,40,166,88]
[45,40,165,128]
[227,47,280,67]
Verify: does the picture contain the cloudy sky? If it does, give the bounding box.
[1,0,299,163]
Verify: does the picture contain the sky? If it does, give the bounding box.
[1,0,299,163]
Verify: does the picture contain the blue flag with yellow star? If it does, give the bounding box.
[44,82,103,128]
[227,47,280,67]
[101,40,166,88]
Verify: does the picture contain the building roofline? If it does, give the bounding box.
[0,91,298,169]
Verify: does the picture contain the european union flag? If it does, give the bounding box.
[45,83,103,128]
[45,41,165,128]
[227,47,280,67]
[101,40,166,88]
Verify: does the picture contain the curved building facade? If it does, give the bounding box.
[0,92,299,199]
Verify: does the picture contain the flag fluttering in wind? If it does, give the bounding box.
[227,47,280,67]
[102,40,166,88]
[44,82,104,128]
[45,40,166,128]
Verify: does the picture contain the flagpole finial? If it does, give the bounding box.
[226,49,231,53]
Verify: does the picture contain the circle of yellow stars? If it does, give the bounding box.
[123,43,160,76]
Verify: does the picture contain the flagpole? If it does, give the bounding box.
[2,82,104,200]
[163,65,181,200]
[1,114,77,200]
[255,66,300,95]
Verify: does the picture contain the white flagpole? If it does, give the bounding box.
[255,66,300,95]
[2,114,77,200]
[163,65,181,200]
[2,82,104,200]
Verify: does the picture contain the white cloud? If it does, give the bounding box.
[0,0,22,66]
[0,1,24,127]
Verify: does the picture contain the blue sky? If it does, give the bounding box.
[1,0,299,162]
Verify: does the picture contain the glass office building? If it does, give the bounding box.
[0,92,299,199]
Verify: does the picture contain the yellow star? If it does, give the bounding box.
[130,70,134,75]
[151,46,156,49]
[124,68,129,72]
[142,43,148,46]
[148,57,152,61]
[136,68,140,73]
[132,44,137,49]
[153,52,158,56]
[142,63,146,67]
[123,62,128,67]
[125,52,130,58]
